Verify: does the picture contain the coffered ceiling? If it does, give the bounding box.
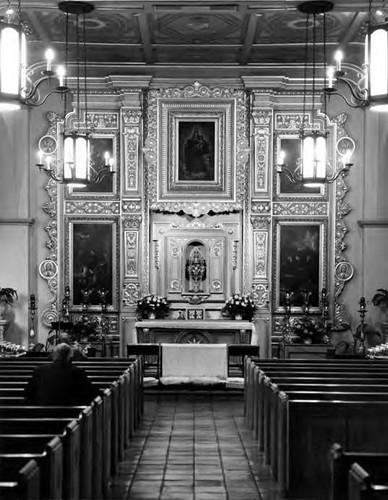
[6,1,373,79]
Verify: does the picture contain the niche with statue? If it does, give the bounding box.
[150,214,241,307]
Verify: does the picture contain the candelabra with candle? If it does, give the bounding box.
[321,288,330,336]
[28,294,37,350]
[356,296,368,356]
[281,289,294,344]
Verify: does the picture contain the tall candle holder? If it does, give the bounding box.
[282,289,294,344]
[356,296,367,355]
[28,294,37,350]
[321,288,330,335]
[301,289,311,317]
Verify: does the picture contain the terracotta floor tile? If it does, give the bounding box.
[109,393,284,500]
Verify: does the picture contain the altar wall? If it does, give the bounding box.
[21,79,361,358]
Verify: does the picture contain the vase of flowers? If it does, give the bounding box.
[290,316,329,344]
[223,293,255,321]
[137,294,170,320]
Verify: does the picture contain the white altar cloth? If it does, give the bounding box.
[161,343,228,379]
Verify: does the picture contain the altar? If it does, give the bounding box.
[133,319,258,345]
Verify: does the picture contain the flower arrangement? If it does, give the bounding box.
[137,294,170,319]
[289,316,329,344]
[223,293,255,320]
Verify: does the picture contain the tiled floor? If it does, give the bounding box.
[109,392,282,500]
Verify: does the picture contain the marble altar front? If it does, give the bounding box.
[133,319,258,345]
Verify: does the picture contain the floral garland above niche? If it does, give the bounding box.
[143,81,250,217]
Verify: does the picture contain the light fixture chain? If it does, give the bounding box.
[83,10,88,136]
[302,12,310,135]
[76,11,81,128]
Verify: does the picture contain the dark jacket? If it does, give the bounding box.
[24,360,100,405]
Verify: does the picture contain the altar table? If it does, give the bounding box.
[134,319,258,345]
[161,343,228,379]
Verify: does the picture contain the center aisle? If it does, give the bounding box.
[109,393,282,500]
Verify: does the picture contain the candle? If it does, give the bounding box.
[45,48,54,72]
[37,150,43,165]
[327,65,335,88]
[342,148,352,166]
[278,150,286,165]
[56,65,65,87]
[104,151,110,167]
[335,50,343,72]
[109,158,114,172]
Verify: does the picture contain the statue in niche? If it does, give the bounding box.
[185,246,207,293]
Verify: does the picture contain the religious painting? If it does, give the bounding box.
[156,93,238,207]
[274,220,326,311]
[72,135,116,194]
[178,121,215,182]
[276,136,323,196]
[69,221,116,307]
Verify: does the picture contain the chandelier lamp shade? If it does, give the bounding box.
[324,1,388,111]
[36,1,109,188]
[0,5,26,111]
[0,2,70,110]
[277,0,353,187]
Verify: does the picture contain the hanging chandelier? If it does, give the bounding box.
[36,1,115,188]
[277,0,353,187]
[325,0,388,111]
[0,1,68,110]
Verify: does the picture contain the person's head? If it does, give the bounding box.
[52,343,73,363]
[58,332,71,345]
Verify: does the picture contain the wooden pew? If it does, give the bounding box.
[0,458,40,500]
[0,405,94,500]
[330,443,388,500]
[0,436,63,499]
[244,358,388,499]
[0,356,144,498]
[0,418,81,499]
[277,398,388,499]
[348,462,388,500]
[0,356,143,498]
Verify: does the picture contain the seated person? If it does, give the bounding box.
[56,332,88,360]
[24,343,99,405]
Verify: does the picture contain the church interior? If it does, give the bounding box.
[1,0,388,498]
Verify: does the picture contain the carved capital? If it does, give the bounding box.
[251,216,271,230]
[122,109,142,125]
[123,215,142,229]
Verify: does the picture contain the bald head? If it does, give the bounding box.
[53,343,73,363]
[58,332,71,345]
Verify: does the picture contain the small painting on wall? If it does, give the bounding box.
[274,220,326,310]
[71,222,114,306]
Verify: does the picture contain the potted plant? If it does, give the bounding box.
[0,287,18,319]
[372,288,388,340]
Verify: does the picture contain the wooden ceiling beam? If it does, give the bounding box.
[239,13,258,65]
[136,9,154,64]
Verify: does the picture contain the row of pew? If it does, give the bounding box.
[0,355,144,499]
[244,357,388,500]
